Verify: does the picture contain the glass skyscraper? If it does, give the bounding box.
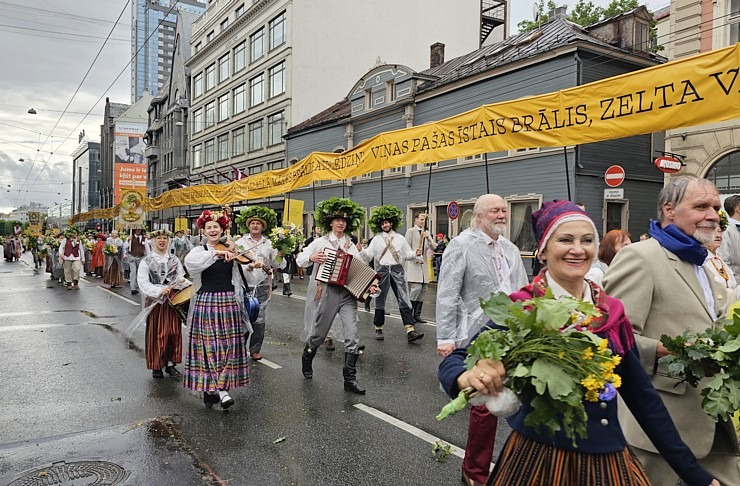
[131,0,206,102]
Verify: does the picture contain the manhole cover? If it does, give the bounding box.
[8,460,128,485]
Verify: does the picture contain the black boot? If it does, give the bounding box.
[302,345,316,379]
[343,352,366,394]
[413,301,427,324]
[283,282,292,296]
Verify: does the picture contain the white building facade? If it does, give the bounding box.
[186,0,495,188]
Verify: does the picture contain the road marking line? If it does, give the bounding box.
[0,310,79,317]
[353,403,464,459]
[0,323,86,331]
[255,358,282,369]
[97,287,140,306]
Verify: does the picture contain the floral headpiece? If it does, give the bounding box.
[236,206,278,234]
[150,229,173,238]
[369,205,404,234]
[315,197,365,233]
[719,210,729,232]
[197,209,230,230]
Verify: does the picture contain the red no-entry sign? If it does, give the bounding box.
[604,165,625,188]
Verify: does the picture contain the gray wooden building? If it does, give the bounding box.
[276,8,664,259]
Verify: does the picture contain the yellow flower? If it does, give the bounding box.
[610,374,622,388]
[558,351,565,359]
[581,375,600,391]
[597,339,608,354]
[611,355,622,367]
[581,347,594,361]
[585,389,600,402]
[601,360,616,374]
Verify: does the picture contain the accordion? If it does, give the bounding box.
[315,247,380,302]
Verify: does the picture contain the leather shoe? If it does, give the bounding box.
[375,328,384,340]
[414,316,428,324]
[164,365,181,377]
[324,337,335,351]
[152,369,164,378]
[220,394,234,409]
[131,290,139,295]
[203,392,219,408]
[407,330,424,342]
[251,352,263,360]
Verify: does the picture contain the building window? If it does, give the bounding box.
[248,164,263,175]
[233,83,246,115]
[205,64,216,91]
[204,139,215,165]
[250,28,264,62]
[386,81,395,102]
[206,31,214,42]
[218,94,229,122]
[192,144,202,168]
[364,89,372,110]
[269,12,286,49]
[232,127,245,156]
[634,21,649,51]
[731,0,740,44]
[217,134,229,161]
[219,54,229,82]
[192,108,203,133]
[267,160,283,170]
[250,73,264,106]
[506,196,541,254]
[220,19,229,32]
[235,3,245,17]
[193,72,203,98]
[205,101,215,128]
[194,42,201,53]
[234,41,246,72]
[269,61,285,98]
[249,119,263,151]
[267,111,284,146]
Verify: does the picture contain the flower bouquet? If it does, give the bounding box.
[103,243,118,256]
[269,223,304,264]
[84,240,95,252]
[437,292,622,446]
[659,312,740,422]
[37,247,48,260]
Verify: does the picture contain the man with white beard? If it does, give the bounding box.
[605,176,740,486]
[436,193,527,486]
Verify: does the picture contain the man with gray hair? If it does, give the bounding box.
[717,194,740,278]
[435,193,527,486]
[605,176,739,485]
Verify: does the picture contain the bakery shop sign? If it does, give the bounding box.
[654,155,684,174]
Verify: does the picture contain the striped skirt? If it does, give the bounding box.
[145,302,182,370]
[183,290,249,392]
[487,431,650,486]
[104,258,123,286]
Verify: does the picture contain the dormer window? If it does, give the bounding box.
[635,21,649,51]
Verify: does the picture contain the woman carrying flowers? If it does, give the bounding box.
[438,201,718,486]
[92,233,106,278]
[183,210,250,409]
[104,230,124,288]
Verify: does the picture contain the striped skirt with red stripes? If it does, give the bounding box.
[183,290,249,392]
[487,430,650,486]
[145,302,182,370]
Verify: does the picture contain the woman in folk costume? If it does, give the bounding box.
[439,201,719,486]
[184,210,251,409]
[104,230,124,288]
[129,229,189,379]
[92,233,106,278]
[296,197,375,395]
[234,206,285,361]
[82,233,95,276]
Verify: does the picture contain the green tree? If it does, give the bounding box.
[517,0,557,34]
[569,0,604,26]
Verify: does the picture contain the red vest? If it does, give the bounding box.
[64,239,80,258]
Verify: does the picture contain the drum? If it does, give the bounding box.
[170,287,191,322]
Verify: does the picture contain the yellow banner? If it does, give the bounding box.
[283,198,304,228]
[27,211,44,236]
[175,217,188,232]
[71,44,740,222]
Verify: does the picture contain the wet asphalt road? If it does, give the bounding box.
[0,254,510,485]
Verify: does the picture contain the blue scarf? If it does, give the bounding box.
[648,220,707,266]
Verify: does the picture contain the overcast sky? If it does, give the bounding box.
[0,0,669,214]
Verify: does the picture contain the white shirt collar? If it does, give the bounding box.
[546,272,593,304]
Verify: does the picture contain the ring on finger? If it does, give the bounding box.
[478,372,486,381]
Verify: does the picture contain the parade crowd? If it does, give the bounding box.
[12,176,740,486]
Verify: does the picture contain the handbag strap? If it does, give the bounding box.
[236,262,253,293]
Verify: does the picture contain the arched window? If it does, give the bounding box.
[705,150,740,193]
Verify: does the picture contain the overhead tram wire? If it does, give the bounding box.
[0,1,132,27]
[15,0,131,205]
[29,0,184,194]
